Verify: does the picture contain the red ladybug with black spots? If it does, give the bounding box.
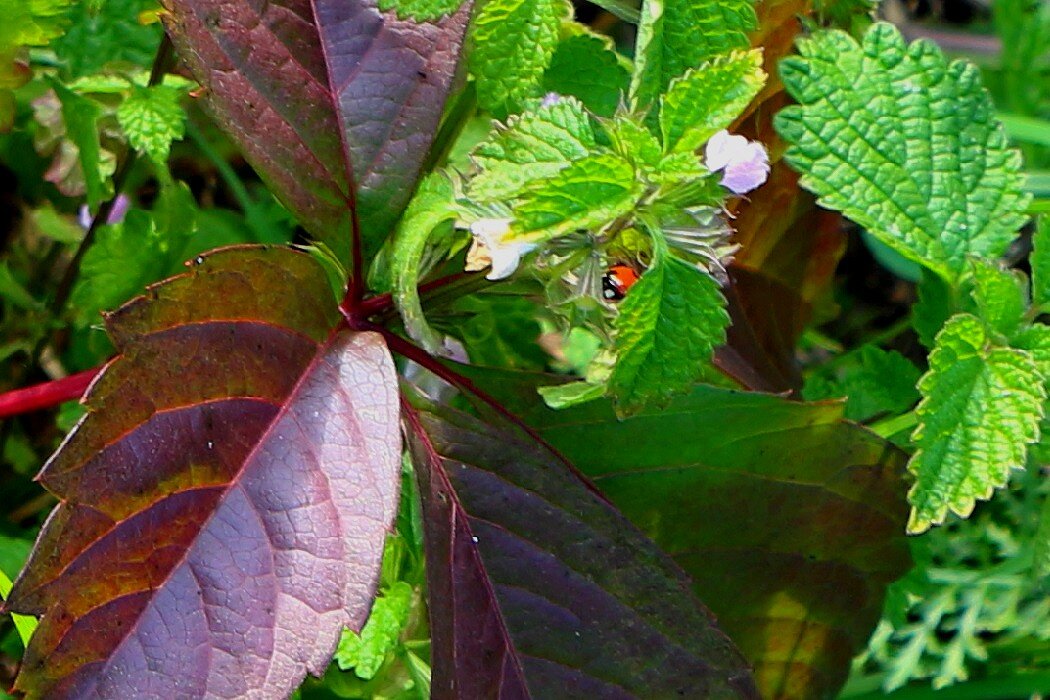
[601,264,640,302]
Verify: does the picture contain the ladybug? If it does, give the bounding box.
[601,264,640,302]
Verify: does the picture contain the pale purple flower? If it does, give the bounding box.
[704,130,770,195]
[78,193,131,230]
[541,92,563,108]
[467,218,536,280]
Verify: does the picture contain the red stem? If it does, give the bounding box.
[0,368,102,420]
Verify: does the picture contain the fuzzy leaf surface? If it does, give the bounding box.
[468,0,571,114]
[776,23,1030,282]
[908,313,1045,533]
[403,390,759,699]
[5,247,402,699]
[116,84,186,163]
[630,0,758,111]
[469,96,597,201]
[660,50,766,155]
[609,254,729,415]
[161,0,473,264]
[454,367,911,700]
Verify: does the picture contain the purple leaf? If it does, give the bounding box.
[403,388,759,699]
[160,0,473,265]
[4,247,402,698]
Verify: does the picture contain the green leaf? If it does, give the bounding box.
[913,268,957,348]
[116,84,186,162]
[630,0,758,111]
[391,172,457,352]
[609,247,729,415]
[442,292,548,370]
[51,0,162,77]
[469,0,571,114]
[49,78,109,208]
[0,262,41,310]
[377,0,463,19]
[1031,216,1050,311]
[512,153,642,240]
[0,536,38,647]
[659,49,766,155]
[469,96,596,201]
[969,259,1028,338]
[587,0,641,22]
[605,114,663,171]
[542,31,630,118]
[1012,323,1050,377]
[335,582,414,680]
[538,379,607,408]
[907,314,1045,533]
[776,23,1031,284]
[803,345,921,422]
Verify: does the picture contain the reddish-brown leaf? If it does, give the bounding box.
[160,0,474,264]
[403,388,760,700]
[4,247,402,699]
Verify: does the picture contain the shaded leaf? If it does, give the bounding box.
[455,366,911,700]
[161,0,474,264]
[335,581,414,680]
[51,0,162,77]
[1031,215,1050,311]
[908,314,1045,533]
[403,389,759,699]
[5,247,402,698]
[803,345,921,422]
[542,31,630,118]
[49,79,108,209]
[776,23,1030,283]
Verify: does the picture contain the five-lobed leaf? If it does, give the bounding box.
[660,50,766,155]
[630,0,758,112]
[5,247,403,698]
[403,389,760,699]
[469,96,597,201]
[907,313,1045,533]
[776,23,1030,284]
[610,249,730,415]
[511,153,642,240]
[469,0,571,115]
[452,367,911,700]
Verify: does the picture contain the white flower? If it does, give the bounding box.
[467,218,536,280]
[704,130,770,195]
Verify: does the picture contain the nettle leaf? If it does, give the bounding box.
[630,0,758,111]
[51,0,162,77]
[968,259,1028,338]
[469,96,597,201]
[4,247,402,698]
[455,369,911,700]
[803,345,920,422]
[391,172,457,352]
[609,248,730,416]
[335,581,414,679]
[1031,215,1050,311]
[162,0,473,264]
[660,50,766,155]
[542,31,630,118]
[908,313,1045,533]
[377,0,463,20]
[775,23,1031,283]
[403,390,760,699]
[469,0,572,115]
[512,153,641,239]
[116,84,186,163]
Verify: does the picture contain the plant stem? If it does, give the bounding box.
[0,368,101,420]
[50,35,175,317]
[869,410,918,439]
